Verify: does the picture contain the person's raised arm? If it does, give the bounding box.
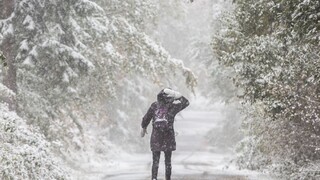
[172,96,189,114]
[163,88,189,115]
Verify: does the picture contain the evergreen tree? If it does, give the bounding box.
[213,0,320,179]
[1,0,197,175]
[0,51,68,180]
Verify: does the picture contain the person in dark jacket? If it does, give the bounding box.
[141,88,189,180]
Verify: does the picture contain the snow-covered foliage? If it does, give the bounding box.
[0,0,197,176]
[0,52,68,179]
[213,0,320,179]
[0,103,69,180]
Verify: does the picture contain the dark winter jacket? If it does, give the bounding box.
[141,90,189,152]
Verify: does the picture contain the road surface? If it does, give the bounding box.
[101,109,272,180]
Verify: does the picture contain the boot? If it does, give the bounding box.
[165,164,171,180]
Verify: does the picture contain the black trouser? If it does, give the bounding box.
[152,151,172,180]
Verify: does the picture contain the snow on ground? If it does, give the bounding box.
[86,102,275,180]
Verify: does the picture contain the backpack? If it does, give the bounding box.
[153,104,169,131]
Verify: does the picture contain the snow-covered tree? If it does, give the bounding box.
[0,52,68,180]
[1,0,197,175]
[213,0,320,179]
[0,102,69,180]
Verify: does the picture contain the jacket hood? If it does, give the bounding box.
[157,89,173,104]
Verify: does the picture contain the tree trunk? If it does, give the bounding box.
[0,0,14,19]
[1,0,16,111]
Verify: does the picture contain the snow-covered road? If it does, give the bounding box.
[100,109,272,180]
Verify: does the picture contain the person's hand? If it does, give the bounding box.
[164,88,181,99]
[140,128,147,137]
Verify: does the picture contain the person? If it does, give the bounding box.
[141,88,189,180]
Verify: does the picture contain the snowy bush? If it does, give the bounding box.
[0,86,68,179]
[213,0,320,179]
[0,52,67,179]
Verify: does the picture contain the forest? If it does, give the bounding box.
[0,0,319,179]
